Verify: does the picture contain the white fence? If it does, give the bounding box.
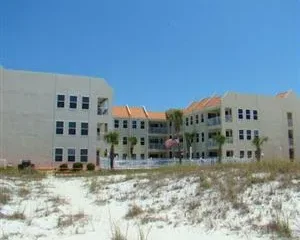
[99,157,254,170]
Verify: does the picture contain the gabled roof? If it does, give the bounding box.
[129,107,148,119]
[147,112,166,120]
[112,106,130,118]
[184,96,221,114]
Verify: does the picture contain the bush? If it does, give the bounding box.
[73,162,83,171]
[86,163,95,171]
[59,163,69,171]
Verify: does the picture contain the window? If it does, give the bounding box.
[287,112,293,127]
[195,115,199,124]
[226,150,234,157]
[132,120,137,129]
[82,97,89,110]
[201,114,204,123]
[68,148,76,162]
[196,152,200,158]
[190,116,193,125]
[196,133,199,142]
[80,149,88,162]
[69,122,76,135]
[239,130,244,140]
[123,137,127,145]
[57,95,65,108]
[246,130,252,140]
[254,130,259,137]
[140,121,145,129]
[132,154,136,160]
[201,132,205,142]
[246,109,251,120]
[253,110,258,120]
[56,121,64,135]
[289,148,294,160]
[140,137,145,145]
[81,122,88,136]
[185,118,189,126]
[240,150,245,158]
[123,120,128,128]
[55,148,63,162]
[141,154,145,159]
[247,151,252,159]
[114,120,119,128]
[238,109,243,119]
[122,154,127,160]
[201,152,205,158]
[69,96,77,109]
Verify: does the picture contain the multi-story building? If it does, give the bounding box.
[0,67,113,168]
[182,91,300,161]
[112,106,169,159]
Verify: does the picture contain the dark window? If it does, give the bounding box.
[123,137,127,145]
[82,97,89,110]
[238,109,243,119]
[80,149,88,162]
[122,154,127,159]
[226,151,234,157]
[190,116,193,125]
[57,95,65,108]
[68,148,76,162]
[195,115,199,124]
[132,120,137,129]
[140,137,145,145]
[253,110,258,120]
[254,130,259,137]
[246,130,251,140]
[140,121,145,129]
[201,152,205,158]
[201,132,205,142]
[55,148,63,162]
[141,154,145,159]
[246,109,251,119]
[247,151,252,158]
[56,121,64,135]
[289,148,294,160]
[81,122,88,136]
[196,133,199,142]
[240,150,245,158]
[69,122,76,135]
[69,96,77,109]
[201,114,204,123]
[114,120,119,128]
[239,130,244,140]
[196,152,200,158]
[185,118,189,126]
[123,120,128,128]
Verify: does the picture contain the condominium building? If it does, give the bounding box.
[112,106,169,159]
[182,91,300,161]
[0,67,113,167]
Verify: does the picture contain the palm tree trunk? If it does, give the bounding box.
[257,148,261,162]
[218,145,222,164]
[110,144,114,169]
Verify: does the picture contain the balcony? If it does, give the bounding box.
[207,117,221,126]
[288,119,293,127]
[225,115,233,122]
[207,139,217,148]
[97,107,108,115]
[289,138,294,146]
[226,137,233,144]
[149,143,165,150]
[149,127,168,134]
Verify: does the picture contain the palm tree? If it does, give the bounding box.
[252,136,268,162]
[104,131,119,169]
[213,133,226,164]
[184,132,196,159]
[166,109,183,164]
[128,136,137,159]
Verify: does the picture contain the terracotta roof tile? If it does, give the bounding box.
[128,107,148,119]
[184,97,221,114]
[147,112,166,120]
[204,97,221,108]
[112,106,130,118]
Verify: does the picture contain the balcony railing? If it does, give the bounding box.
[289,138,294,146]
[149,128,168,134]
[97,107,108,115]
[226,137,233,144]
[207,139,217,147]
[149,143,165,150]
[207,117,221,126]
[225,115,233,122]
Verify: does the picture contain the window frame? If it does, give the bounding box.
[123,120,128,129]
[54,148,64,162]
[123,137,127,145]
[81,96,90,110]
[238,109,243,119]
[80,149,88,162]
[253,110,258,120]
[140,137,145,146]
[81,122,89,136]
[68,122,76,135]
[140,121,145,129]
[246,130,252,140]
[57,94,65,108]
[239,130,244,140]
[69,95,78,109]
[68,148,76,162]
[56,121,64,135]
[114,120,119,128]
[132,120,137,129]
[246,109,251,120]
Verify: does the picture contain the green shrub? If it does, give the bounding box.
[72,162,83,171]
[59,163,69,171]
[86,163,95,171]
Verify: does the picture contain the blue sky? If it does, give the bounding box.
[2,0,299,111]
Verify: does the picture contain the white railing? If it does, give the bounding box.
[207,117,221,126]
[149,128,168,134]
[99,157,253,170]
[207,138,217,147]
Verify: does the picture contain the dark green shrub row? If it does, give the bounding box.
[58,163,95,171]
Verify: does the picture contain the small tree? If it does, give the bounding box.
[128,136,137,159]
[252,136,268,162]
[184,132,196,159]
[166,109,183,164]
[104,131,119,169]
[213,133,226,164]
